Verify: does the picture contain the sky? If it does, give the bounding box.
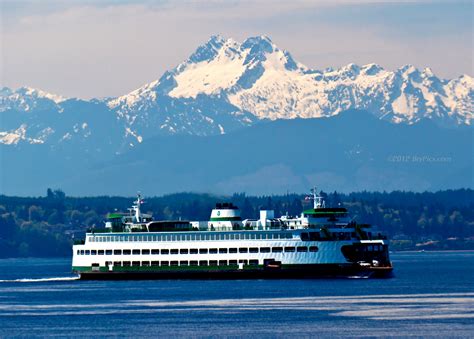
[1,0,472,99]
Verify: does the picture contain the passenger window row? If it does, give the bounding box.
[90,232,294,243]
[107,259,260,267]
[77,246,319,255]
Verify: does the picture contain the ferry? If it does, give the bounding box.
[72,189,393,279]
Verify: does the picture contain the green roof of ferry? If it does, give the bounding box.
[107,213,123,219]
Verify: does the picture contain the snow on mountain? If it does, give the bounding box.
[1,35,472,149]
[106,37,258,139]
[167,35,306,99]
[159,36,472,125]
[0,94,125,153]
[169,36,245,98]
[0,124,42,145]
[0,86,66,113]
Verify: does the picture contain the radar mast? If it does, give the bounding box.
[310,187,325,209]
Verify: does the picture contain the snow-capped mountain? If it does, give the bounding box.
[1,35,472,148]
[165,35,472,125]
[110,34,472,131]
[0,86,65,114]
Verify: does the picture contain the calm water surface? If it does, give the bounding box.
[0,252,473,337]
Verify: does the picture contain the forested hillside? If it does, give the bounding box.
[0,189,473,257]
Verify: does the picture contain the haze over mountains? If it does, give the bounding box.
[0,35,472,196]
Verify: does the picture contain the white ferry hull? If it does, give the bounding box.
[72,234,392,280]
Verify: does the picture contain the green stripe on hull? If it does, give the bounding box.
[72,263,363,274]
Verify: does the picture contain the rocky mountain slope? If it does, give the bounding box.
[2,110,471,196]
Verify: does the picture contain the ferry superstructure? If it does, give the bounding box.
[72,189,393,279]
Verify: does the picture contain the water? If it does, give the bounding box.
[0,252,473,337]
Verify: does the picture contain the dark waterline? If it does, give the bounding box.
[0,252,473,337]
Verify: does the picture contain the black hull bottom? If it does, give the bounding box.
[77,265,393,280]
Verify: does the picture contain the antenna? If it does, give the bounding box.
[310,186,325,209]
[133,192,144,223]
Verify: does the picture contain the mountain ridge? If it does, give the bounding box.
[1,35,472,151]
[2,109,471,196]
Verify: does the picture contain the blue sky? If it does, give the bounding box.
[1,0,472,98]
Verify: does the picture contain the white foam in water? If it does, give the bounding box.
[0,276,80,283]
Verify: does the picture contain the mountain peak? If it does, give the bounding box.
[422,67,435,77]
[242,35,275,53]
[187,34,234,64]
[208,34,226,44]
[17,86,66,103]
[340,63,361,75]
[0,86,67,113]
[458,74,473,84]
[361,63,383,75]
[167,35,298,99]
[400,64,419,75]
[245,34,273,44]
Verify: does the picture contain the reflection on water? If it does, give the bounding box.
[1,293,473,320]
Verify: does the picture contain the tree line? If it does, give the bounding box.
[0,188,473,257]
